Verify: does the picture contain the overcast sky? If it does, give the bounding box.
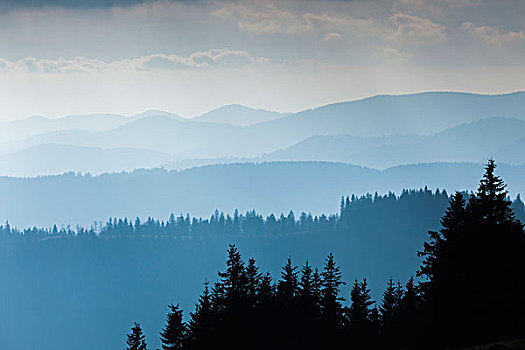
[0,0,524,120]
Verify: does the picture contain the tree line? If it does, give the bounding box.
[3,186,523,241]
[125,160,525,349]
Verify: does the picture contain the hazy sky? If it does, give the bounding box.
[0,0,524,120]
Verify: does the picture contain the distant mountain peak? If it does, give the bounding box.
[132,110,185,121]
[193,104,287,126]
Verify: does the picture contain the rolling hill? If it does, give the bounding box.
[0,143,172,176]
[192,104,288,126]
[1,161,524,229]
[262,117,525,168]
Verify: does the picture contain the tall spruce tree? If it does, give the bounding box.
[258,272,275,304]
[320,253,345,329]
[216,244,247,308]
[245,258,261,302]
[379,278,403,346]
[277,258,298,303]
[160,304,185,350]
[347,278,376,343]
[126,323,148,350]
[186,281,216,350]
[298,260,314,299]
[379,278,402,329]
[418,159,525,346]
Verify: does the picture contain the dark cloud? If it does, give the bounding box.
[0,0,199,10]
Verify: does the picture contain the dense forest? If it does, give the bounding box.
[121,160,525,350]
[1,162,525,350]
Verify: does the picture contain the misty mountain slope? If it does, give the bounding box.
[0,110,184,145]
[352,117,525,167]
[248,91,525,140]
[193,104,288,126]
[261,134,424,163]
[2,92,524,166]
[262,117,525,168]
[132,110,185,121]
[0,113,134,143]
[1,116,248,157]
[0,143,171,176]
[494,136,525,164]
[1,161,524,229]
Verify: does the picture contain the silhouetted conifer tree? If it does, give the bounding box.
[245,258,261,302]
[347,278,376,344]
[418,159,525,346]
[277,258,298,303]
[160,304,185,350]
[379,278,403,345]
[186,281,215,350]
[216,244,247,308]
[126,322,147,350]
[320,254,345,329]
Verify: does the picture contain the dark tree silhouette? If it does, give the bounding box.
[320,254,345,330]
[186,282,215,350]
[347,278,377,345]
[215,244,248,309]
[126,322,148,350]
[245,257,261,302]
[418,159,525,346]
[378,278,403,346]
[277,257,298,303]
[160,304,185,350]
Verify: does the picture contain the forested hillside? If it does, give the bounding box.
[1,183,524,350]
[2,161,525,228]
[121,161,525,350]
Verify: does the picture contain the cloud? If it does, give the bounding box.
[0,0,170,10]
[323,32,342,41]
[377,47,410,64]
[0,49,268,74]
[462,22,525,46]
[385,13,447,45]
[215,2,446,46]
[214,2,381,36]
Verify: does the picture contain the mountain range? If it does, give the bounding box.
[1,91,525,175]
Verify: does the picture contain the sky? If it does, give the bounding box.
[0,0,524,120]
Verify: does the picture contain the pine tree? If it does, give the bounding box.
[277,258,298,302]
[298,260,314,299]
[347,278,376,341]
[379,278,403,345]
[245,258,261,302]
[398,277,421,348]
[160,304,185,350]
[417,159,525,345]
[216,244,247,307]
[187,281,215,349]
[379,278,402,329]
[258,272,275,304]
[320,253,345,329]
[311,268,322,311]
[469,159,520,226]
[126,323,147,350]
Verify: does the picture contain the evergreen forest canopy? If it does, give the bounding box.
[122,160,525,350]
